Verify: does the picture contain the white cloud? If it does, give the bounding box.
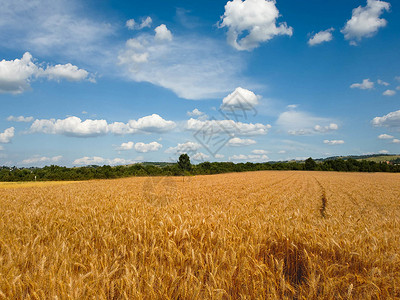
[314,123,339,133]
[118,32,245,100]
[251,149,268,154]
[155,24,173,41]
[350,78,374,90]
[192,152,210,161]
[323,140,345,145]
[7,115,34,122]
[0,52,39,94]
[126,17,153,31]
[73,156,141,166]
[378,134,394,139]
[43,63,93,82]
[0,52,92,94]
[378,150,389,154]
[392,139,400,144]
[139,17,153,29]
[229,154,248,160]
[276,110,338,136]
[186,118,271,136]
[278,150,286,154]
[117,141,134,151]
[221,87,260,111]
[126,19,136,30]
[287,104,298,109]
[0,127,15,143]
[215,154,225,159]
[383,89,396,96]
[218,0,293,51]
[30,114,176,137]
[187,109,206,118]
[165,141,202,154]
[342,0,390,45]
[228,137,256,146]
[372,110,400,130]
[126,114,176,134]
[21,155,62,165]
[229,154,269,161]
[308,28,334,46]
[30,116,109,137]
[134,141,162,153]
[377,79,389,86]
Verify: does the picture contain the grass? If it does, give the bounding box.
[0,171,399,299]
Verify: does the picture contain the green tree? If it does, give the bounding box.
[178,154,191,171]
[304,157,317,171]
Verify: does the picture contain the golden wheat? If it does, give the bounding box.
[0,171,399,299]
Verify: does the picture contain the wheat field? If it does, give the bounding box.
[0,171,399,299]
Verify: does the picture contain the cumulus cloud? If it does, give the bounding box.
[276,110,338,136]
[215,154,225,159]
[377,79,389,86]
[165,142,202,154]
[0,127,15,143]
[126,17,153,30]
[30,116,109,137]
[21,155,62,165]
[117,141,134,151]
[0,52,93,94]
[228,137,256,146]
[192,152,210,161]
[323,140,345,145]
[187,109,205,118]
[30,114,176,137]
[342,0,390,45]
[229,153,269,161]
[314,123,339,133]
[134,141,162,153]
[43,63,94,82]
[392,138,400,144]
[73,156,142,166]
[378,150,389,154]
[186,118,270,136]
[7,115,34,122]
[118,31,245,100]
[218,0,293,51]
[221,87,260,111]
[350,78,374,90]
[378,133,394,139]
[155,24,173,41]
[308,28,334,46]
[127,114,176,134]
[383,89,396,96]
[372,110,400,130]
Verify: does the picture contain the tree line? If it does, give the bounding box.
[0,155,399,182]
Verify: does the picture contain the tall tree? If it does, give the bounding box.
[178,154,191,171]
[305,157,317,171]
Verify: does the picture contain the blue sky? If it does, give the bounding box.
[0,0,399,167]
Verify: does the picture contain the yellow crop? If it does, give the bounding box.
[0,171,399,299]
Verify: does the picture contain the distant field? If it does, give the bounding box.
[0,181,79,189]
[0,171,399,299]
[360,155,400,163]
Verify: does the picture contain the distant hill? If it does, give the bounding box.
[316,154,400,163]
